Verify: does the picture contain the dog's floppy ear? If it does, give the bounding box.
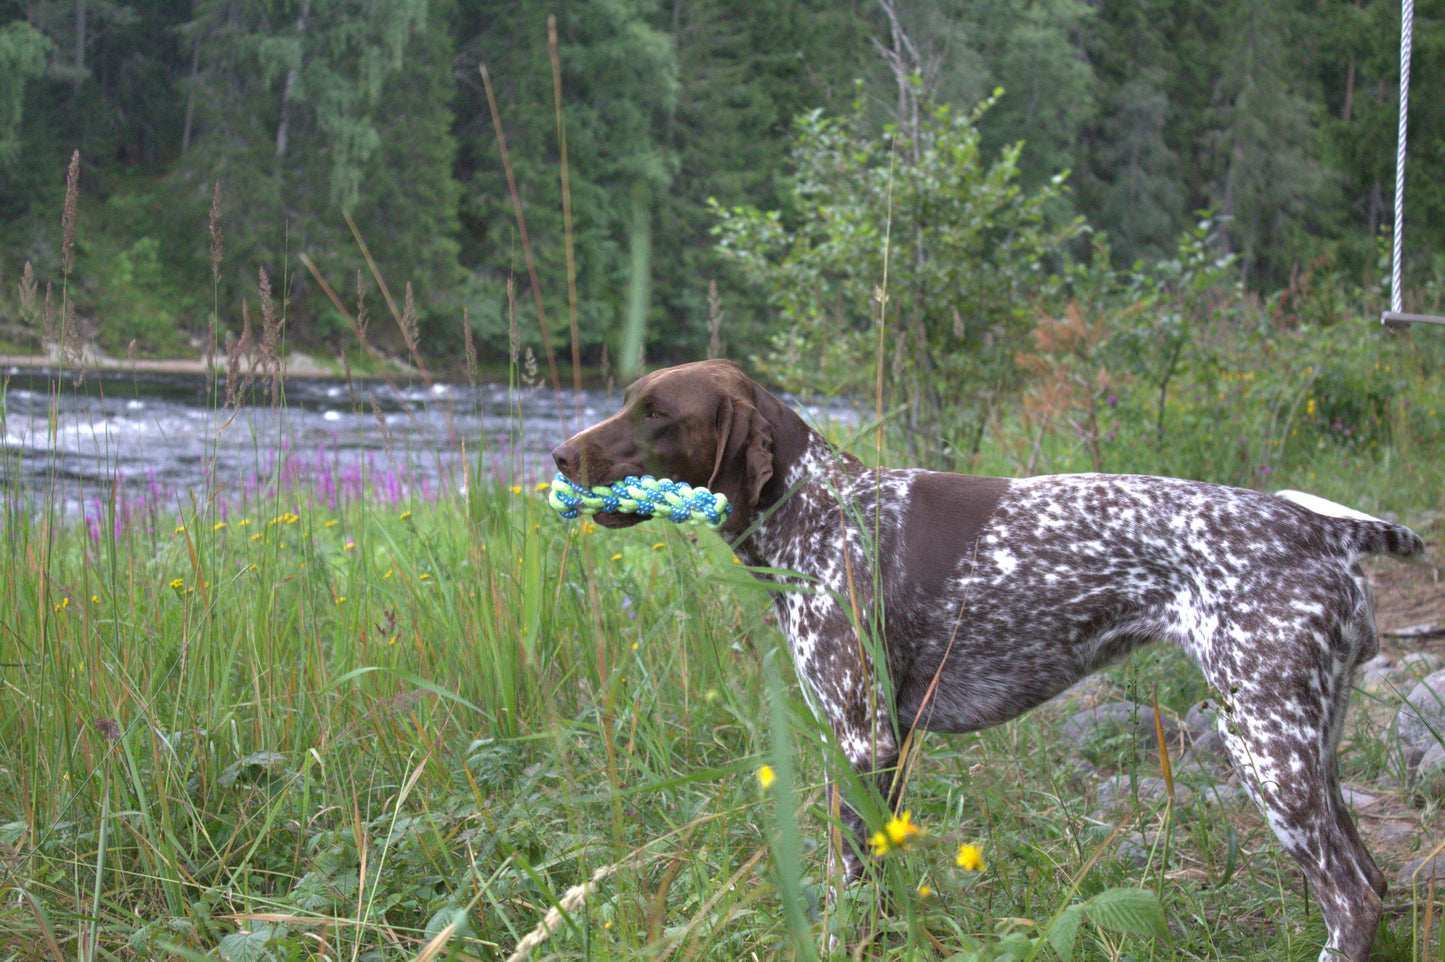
[709,392,774,514]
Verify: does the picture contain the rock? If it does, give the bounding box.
[1182,700,1230,767]
[1053,674,1115,709]
[1410,742,1445,797]
[1362,652,1445,696]
[1060,700,1185,760]
[1339,786,1380,810]
[1389,668,1445,775]
[1401,853,1445,887]
[1359,654,1400,691]
[1095,774,1195,811]
[1402,652,1445,673]
[1384,624,1445,641]
[1116,832,1153,867]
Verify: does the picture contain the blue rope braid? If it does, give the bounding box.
[548,473,731,529]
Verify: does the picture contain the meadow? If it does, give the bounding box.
[2,301,1442,962]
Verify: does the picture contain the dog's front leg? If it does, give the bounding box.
[783,600,903,879]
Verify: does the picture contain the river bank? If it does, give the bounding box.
[0,348,343,380]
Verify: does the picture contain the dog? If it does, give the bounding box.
[552,359,1426,961]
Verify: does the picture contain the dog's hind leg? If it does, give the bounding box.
[1207,625,1384,962]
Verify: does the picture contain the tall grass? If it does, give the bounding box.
[5,352,1440,960]
[4,139,1443,962]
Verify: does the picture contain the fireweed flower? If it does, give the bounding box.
[870,811,921,856]
[955,844,986,872]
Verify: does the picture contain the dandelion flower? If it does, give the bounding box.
[955,844,985,872]
[916,883,932,899]
[756,765,776,789]
[870,811,921,856]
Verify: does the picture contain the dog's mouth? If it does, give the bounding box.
[558,470,652,529]
[591,509,647,529]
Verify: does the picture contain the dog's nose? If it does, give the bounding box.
[552,441,579,478]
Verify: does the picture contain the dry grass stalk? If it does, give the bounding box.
[503,863,617,962]
[370,393,394,459]
[61,290,82,384]
[399,281,427,376]
[18,261,37,325]
[462,307,477,387]
[206,181,224,375]
[61,151,79,279]
[208,181,224,285]
[41,282,55,350]
[257,266,283,400]
[223,302,257,414]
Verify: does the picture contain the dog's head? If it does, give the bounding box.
[551,359,775,533]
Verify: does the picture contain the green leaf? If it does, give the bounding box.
[1045,902,1084,959]
[1083,886,1170,942]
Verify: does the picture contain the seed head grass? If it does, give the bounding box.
[5,152,1442,962]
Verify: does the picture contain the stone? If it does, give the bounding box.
[1095,774,1195,811]
[1059,700,1185,759]
[1182,699,1231,767]
[1409,742,1445,798]
[1389,668,1445,774]
[1401,853,1445,887]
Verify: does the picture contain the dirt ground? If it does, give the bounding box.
[1353,528,1445,886]
[1372,550,1445,643]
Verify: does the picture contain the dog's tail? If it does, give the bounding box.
[1275,490,1427,563]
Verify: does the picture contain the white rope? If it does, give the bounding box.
[1389,0,1413,317]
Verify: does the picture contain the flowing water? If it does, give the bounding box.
[1,366,855,521]
[0,367,603,518]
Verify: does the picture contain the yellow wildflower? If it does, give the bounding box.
[870,811,921,856]
[756,765,776,789]
[955,844,986,872]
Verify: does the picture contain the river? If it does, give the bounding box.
[1,365,854,521]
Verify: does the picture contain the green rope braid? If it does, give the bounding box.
[548,473,731,529]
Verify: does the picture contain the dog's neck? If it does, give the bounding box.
[724,409,864,574]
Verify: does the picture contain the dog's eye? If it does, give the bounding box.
[643,406,666,421]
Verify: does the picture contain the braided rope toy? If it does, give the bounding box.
[548,473,731,529]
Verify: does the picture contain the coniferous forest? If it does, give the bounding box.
[1,0,1443,375]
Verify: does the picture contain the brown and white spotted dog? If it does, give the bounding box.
[552,359,1426,961]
